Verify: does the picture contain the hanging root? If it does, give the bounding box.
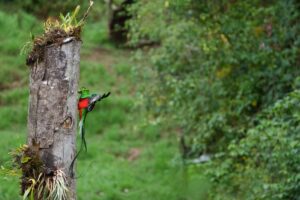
[46,169,69,200]
[22,169,69,200]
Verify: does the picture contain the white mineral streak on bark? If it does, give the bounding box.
[27,39,81,199]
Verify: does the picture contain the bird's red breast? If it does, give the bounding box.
[78,98,89,109]
[78,98,89,119]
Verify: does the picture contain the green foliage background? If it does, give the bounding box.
[128,0,300,199]
[0,1,208,200]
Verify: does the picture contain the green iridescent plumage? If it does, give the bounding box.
[69,87,110,176]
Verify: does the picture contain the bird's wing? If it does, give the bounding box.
[87,94,101,112]
[90,94,101,104]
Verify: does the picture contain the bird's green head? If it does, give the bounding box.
[78,87,90,98]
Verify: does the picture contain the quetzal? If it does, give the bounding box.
[77,87,110,151]
[70,87,110,174]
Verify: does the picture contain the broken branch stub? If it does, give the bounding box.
[27,38,81,199]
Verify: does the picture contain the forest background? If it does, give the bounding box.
[0,0,299,199]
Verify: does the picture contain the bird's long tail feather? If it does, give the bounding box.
[79,118,87,151]
[69,115,88,177]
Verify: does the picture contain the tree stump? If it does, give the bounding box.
[27,38,81,199]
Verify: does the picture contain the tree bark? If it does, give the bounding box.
[27,38,81,199]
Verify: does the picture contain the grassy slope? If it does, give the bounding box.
[0,11,209,200]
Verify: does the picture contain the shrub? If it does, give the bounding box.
[128,0,300,198]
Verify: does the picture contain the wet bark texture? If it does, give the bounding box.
[27,39,81,199]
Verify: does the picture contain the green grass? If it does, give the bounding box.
[0,10,210,200]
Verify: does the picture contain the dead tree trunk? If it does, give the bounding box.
[27,38,81,199]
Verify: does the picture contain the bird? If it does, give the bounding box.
[70,87,110,175]
[77,87,110,151]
